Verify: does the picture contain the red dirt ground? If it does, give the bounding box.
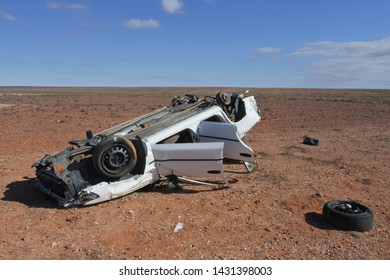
[0,87,389,260]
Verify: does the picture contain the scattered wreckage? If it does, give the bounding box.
[33,90,261,207]
[322,200,375,231]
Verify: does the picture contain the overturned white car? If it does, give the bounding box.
[33,91,261,207]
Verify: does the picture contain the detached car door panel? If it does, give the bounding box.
[151,142,224,177]
[198,121,256,163]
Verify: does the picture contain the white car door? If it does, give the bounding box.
[151,142,224,178]
[198,121,256,163]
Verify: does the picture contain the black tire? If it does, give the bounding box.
[93,136,137,180]
[322,200,375,231]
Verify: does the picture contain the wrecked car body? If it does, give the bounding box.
[33,91,261,207]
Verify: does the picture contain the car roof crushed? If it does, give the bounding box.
[33,90,261,207]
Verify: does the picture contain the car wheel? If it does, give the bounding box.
[322,200,375,231]
[93,136,137,180]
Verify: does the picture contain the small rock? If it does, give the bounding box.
[360,178,371,185]
[65,216,79,223]
[89,250,102,260]
[351,233,362,239]
[51,242,58,247]
[314,192,323,198]
[122,210,135,220]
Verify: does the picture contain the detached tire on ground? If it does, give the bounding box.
[322,200,375,231]
[93,136,137,180]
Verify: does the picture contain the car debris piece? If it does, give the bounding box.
[172,222,184,233]
[322,200,375,231]
[32,90,261,207]
[303,136,319,146]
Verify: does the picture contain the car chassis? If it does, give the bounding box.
[33,90,261,207]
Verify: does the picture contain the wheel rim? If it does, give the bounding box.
[103,145,130,173]
[333,202,366,215]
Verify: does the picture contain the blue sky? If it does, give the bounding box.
[1,0,390,88]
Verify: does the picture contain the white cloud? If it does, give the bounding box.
[124,18,160,29]
[292,37,390,87]
[161,0,184,14]
[0,11,22,24]
[293,37,390,58]
[46,2,88,10]
[257,47,282,53]
[46,2,105,28]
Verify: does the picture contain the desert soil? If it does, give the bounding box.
[0,87,389,260]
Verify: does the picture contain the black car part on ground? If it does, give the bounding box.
[322,200,375,231]
[303,136,319,146]
[92,135,138,180]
